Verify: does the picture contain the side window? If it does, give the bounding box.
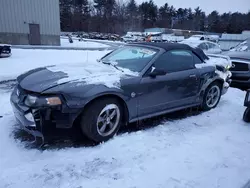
[207,42,215,49]
[198,43,208,50]
[214,44,220,50]
[153,50,194,73]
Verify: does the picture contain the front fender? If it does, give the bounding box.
[83,85,130,105]
[62,84,129,109]
[64,84,136,122]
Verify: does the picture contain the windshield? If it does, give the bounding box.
[101,46,158,72]
[230,40,249,52]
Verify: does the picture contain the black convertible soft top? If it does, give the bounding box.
[131,42,209,61]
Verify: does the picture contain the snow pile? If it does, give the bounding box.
[205,54,232,68]
[60,38,109,48]
[0,88,250,188]
[47,61,138,88]
[179,40,203,48]
[0,43,11,47]
[82,38,125,44]
[194,54,232,82]
[0,49,109,82]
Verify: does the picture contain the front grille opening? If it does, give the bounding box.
[231,77,250,81]
[230,62,249,71]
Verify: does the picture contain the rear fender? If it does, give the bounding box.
[199,76,224,100]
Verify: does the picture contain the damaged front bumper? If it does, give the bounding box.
[10,87,80,144]
[11,100,44,143]
[221,71,232,95]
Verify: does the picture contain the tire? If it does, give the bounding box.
[201,82,222,111]
[243,108,250,123]
[81,98,123,142]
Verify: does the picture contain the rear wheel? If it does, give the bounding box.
[81,98,123,142]
[201,82,222,111]
[243,108,250,123]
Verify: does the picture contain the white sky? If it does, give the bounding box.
[136,0,250,14]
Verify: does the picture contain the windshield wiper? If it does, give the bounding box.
[101,60,124,72]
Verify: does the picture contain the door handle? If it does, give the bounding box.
[189,74,196,78]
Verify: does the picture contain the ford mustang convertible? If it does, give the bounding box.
[11,43,232,143]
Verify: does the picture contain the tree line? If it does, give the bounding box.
[60,0,250,34]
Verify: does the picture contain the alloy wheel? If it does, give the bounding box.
[206,85,221,108]
[96,104,121,137]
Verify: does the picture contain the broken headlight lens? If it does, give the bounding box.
[24,95,38,106]
[24,95,62,107]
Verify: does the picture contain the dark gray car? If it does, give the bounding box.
[10,43,231,143]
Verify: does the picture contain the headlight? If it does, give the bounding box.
[226,65,231,70]
[24,95,38,106]
[24,95,62,107]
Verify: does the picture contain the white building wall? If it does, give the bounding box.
[0,0,60,35]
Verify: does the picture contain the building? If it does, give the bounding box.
[0,0,61,45]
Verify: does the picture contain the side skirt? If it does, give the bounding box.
[129,103,201,123]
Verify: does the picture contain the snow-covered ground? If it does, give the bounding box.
[60,38,109,48]
[82,38,125,44]
[0,49,109,82]
[64,35,125,44]
[0,49,250,188]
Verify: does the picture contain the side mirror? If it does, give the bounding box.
[148,68,166,78]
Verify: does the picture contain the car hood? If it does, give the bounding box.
[222,51,250,61]
[17,62,138,93]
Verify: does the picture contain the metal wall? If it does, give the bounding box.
[0,0,60,35]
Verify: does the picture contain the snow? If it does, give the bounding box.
[0,86,250,188]
[194,54,232,69]
[205,55,232,69]
[0,49,109,82]
[0,48,136,88]
[61,36,125,45]
[0,48,250,188]
[179,40,204,47]
[83,38,125,44]
[47,62,138,88]
[60,38,109,48]
[0,43,11,47]
[230,40,249,52]
[195,54,232,81]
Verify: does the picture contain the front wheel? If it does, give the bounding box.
[201,82,222,111]
[243,108,250,123]
[81,98,123,142]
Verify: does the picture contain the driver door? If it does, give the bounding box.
[137,50,201,117]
